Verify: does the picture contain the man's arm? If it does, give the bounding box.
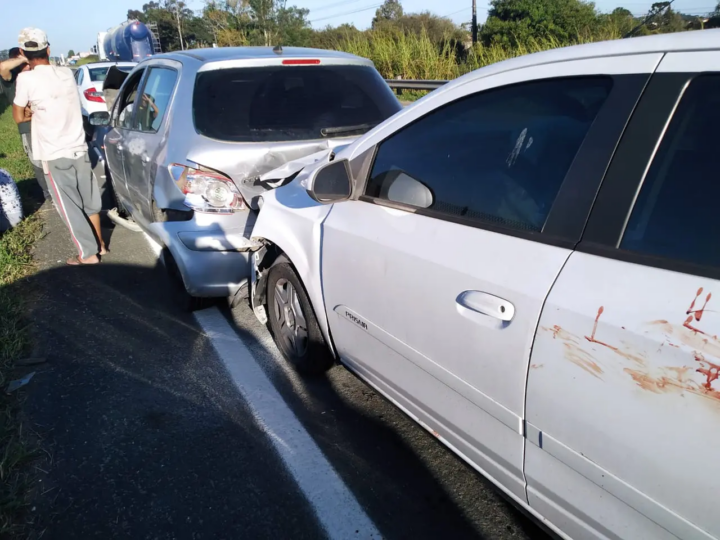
[12,104,27,125]
[13,73,30,125]
[0,57,27,82]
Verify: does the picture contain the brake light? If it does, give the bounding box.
[282,59,320,65]
[83,87,105,103]
[168,164,246,214]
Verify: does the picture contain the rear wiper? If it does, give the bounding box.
[321,123,376,137]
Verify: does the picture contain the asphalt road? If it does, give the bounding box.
[14,200,552,540]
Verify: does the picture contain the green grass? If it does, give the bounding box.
[74,55,100,66]
[0,96,44,536]
[333,27,623,82]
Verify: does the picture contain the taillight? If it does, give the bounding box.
[83,87,105,103]
[282,59,320,65]
[168,164,246,214]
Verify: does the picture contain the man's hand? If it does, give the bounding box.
[23,106,32,122]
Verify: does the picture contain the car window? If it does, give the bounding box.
[621,74,720,268]
[193,65,401,142]
[77,69,84,85]
[134,67,177,132]
[115,69,145,130]
[89,67,110,82]
[366,77,612,233]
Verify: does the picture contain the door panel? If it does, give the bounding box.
[321,68,635,504]
[526,64,720,539]
[526,255,718,540]
[323,202,571,501]
[122,66,178,222]
[104,128,129,205]
[105,68,146,211]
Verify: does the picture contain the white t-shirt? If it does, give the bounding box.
[13,65,86,162]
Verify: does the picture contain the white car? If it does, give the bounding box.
[75,61,135,118]
[250,30,720,540]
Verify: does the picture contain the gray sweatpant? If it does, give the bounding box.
[20,131,50,199]
[46,152,102,259]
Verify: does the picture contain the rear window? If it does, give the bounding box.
[193,64,402,142]
[89,66,133,82]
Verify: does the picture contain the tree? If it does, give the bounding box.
[372,0,404,28]
[68,49,75,57]
[127,1,190,51]
[707,1,720,27]
[480,0,599,47]
[310,23,362,49]
[650,2,687,33]
[396,12,465,42]
[597,6,635,36]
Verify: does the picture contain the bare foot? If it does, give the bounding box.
[99,246,109,256]
[67,255,100,265]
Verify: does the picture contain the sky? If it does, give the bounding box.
[1,0,715,57]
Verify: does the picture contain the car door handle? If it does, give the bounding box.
[456,291,515,322]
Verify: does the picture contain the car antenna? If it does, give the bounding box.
[273,45,283,54]
[624,0,677,38]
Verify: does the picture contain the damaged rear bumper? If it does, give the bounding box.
[148,211,260,298]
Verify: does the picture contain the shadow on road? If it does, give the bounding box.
[3,251,550,539]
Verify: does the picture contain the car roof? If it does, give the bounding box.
[82,61,136,69]
[156,46,369,64]
[448,29,720,88]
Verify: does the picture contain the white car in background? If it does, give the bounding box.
[74,61,134,126]
[250,30,720,540]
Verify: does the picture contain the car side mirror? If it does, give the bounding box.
[89,111,110,126]
[307,160,352,204]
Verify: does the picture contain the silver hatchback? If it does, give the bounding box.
[92,47,400,307]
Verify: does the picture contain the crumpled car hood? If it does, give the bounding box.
[187,139,354,210]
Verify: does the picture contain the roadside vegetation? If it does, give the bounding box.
[74,54,100,66]
[0,95,44,536]
[116,0,720,83]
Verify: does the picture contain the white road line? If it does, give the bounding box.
[144,233,163,257]
[194,308,381,539]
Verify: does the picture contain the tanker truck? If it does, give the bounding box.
[102,20,155,62]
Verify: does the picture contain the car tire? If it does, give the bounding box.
[266,262,334,375]
[161,247,211,312]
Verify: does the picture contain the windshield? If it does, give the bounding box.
[193,64,401,142]
[89,65,133,82]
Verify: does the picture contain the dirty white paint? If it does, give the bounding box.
[194,308,381,539]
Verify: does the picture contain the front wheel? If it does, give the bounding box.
[267,262,334,374]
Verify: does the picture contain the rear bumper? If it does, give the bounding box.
[148,212,257,298]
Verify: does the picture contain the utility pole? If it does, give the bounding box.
[472,0,478,44]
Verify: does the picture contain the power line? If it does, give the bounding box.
[443,7,471,17]
[309,2,383,23]
[310,0,365,14]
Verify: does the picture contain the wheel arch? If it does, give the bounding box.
[253,237,337,360]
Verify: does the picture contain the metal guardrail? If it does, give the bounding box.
[385,79,449,92]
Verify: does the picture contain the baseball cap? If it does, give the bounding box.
[18,28,49,51]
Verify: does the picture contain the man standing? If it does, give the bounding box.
[12,28,106,265]
[0,47,50,201]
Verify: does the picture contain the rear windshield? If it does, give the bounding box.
[89,66,133,82]
[193,64,402,142]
